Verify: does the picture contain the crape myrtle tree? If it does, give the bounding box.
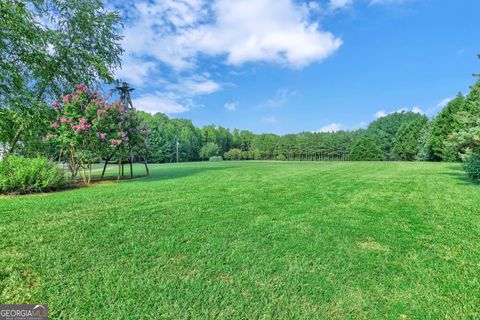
[0,0,123,157]
[45,84,147,184]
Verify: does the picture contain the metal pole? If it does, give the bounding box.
[176,140,179,163]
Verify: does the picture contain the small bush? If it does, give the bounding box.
[0,156,67,194]
[463,152,480,183]
[276,154,286,161]
[224,148,242,160]
[200,143,220,160]
[209,156,223,162]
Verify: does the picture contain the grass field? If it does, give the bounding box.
[1,161,479,319]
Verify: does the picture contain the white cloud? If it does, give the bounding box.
[317,123,344,132]
[135,92,189,114]
[437,97,453,108]
[118,0,342,73]
[411,106,425,115]
[111,0,342,113]
[374,106,425,119]
[166,75,222,95]
[374,110,388,118]
[369,0,410,4]
[116,55,157,86]
[130,74,221,114]
[329,0,353,10]
[266,89,297,107]
[224,101,239,111]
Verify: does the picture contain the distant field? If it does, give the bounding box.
[1,161,479,319]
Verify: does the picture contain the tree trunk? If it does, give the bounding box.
[4,128,22,158]
[101,155,112,179]
[143,156,150,175]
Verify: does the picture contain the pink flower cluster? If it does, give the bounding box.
[75,83,88,93]
[42,133,57,142]
[110,139,123,147]
[71,118,91,133]
[51,101,60,110]
[96,132,107,139]
[119,131,129,142]
[51,122,60,128]
[61,94,73,103]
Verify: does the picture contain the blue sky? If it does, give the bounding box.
[110,0,480,134]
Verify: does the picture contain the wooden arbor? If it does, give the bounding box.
[101,81,149,179]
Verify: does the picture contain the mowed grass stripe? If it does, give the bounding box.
[0,161,479,319]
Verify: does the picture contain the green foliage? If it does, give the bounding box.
[200,142,220,160]
[276,154,286,161]
[0,0,123,155]
[428,94,469,161]
[201,125,233,155]
[209,156,223,162]
[224,148,242,160]
[416,121,434,161]
[141,112,201,163]
[392,116,428,161]
[463,152,480,183]
[0,155,66,194]
[349,137,384,161]
[367,112,425,159]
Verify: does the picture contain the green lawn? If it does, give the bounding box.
[1,161,479,319]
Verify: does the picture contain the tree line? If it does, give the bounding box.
[136,74,479,165]
[1,0,480,189]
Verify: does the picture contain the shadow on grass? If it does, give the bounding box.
[441,164,478,186]
[136,164,237,182]
[99,163,237,184]
[0,164,235,198]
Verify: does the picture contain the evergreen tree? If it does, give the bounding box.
[392,116,428,161]
[349,137,384,161]
[417,121,434,161]
[428,93,468,161]
[366,112,424,160]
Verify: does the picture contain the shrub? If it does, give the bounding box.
[463,152,480,183]
[209,156,223,162]
[200,142,220,160]
[0,156,66,194]
[276,154,286,161]
[224,148,242,160]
